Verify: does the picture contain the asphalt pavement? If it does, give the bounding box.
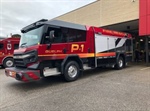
[0,63,150,111]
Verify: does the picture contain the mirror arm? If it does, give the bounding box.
[47,44,51,49]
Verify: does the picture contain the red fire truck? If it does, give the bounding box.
[5,19,133,82]
[0,37,20,68]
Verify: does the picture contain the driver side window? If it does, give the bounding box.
[44,27,67,44]
[53,30,62,43]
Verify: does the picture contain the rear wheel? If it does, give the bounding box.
[3,58,14,68]
[64,61,80,82]
[115,56,124,69]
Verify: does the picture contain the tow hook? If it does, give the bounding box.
[15,73,23,80]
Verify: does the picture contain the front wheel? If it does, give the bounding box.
[115,56,124,69]
[3,58,14,68]
[64,61,80,82]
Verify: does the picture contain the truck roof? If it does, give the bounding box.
[21,19,86,33]
[21,19,132,38]
[0,37,20,42]
[93,27,132,38]
[0,37,6,39]
[45,19,86,31]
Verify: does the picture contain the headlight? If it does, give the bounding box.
[13,50,37,59]
[13,54,31,59]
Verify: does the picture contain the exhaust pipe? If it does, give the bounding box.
[16,73,23,80]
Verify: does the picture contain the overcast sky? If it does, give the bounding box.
[0,0,96,37]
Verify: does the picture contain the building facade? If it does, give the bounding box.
[55,0,139,28]
[139,0,150,36]
[55,0,150,63]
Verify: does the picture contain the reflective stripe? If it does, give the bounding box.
[22,71,40,81]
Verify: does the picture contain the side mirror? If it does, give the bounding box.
[49,30,54,40]
[47,44,51,49]
[44,30,54,49]
[44,36,51,49]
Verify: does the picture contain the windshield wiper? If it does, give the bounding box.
[20,43,27,47]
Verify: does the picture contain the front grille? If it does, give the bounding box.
[14,58,26,67]
[13,50,37,67]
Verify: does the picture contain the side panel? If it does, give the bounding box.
[95,34,116,67]
[116,38,126,52]
[95,34,108,53]
[108,37,116,51]
[94,33,129,67]
[95,34,121,55]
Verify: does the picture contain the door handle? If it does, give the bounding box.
[63,48,67,54]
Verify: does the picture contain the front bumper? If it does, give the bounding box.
[5,67,40,82]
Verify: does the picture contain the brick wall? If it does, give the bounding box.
[55,0,139,27]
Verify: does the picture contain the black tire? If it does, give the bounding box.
[3,58,14,68]
[64,61,80,82]
[115,56,124,69]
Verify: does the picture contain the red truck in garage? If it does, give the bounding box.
[5,19,133,82]
[0,37,20,68]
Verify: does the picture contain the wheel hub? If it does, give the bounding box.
[6,60,13,67]
[119,59,123,68]
[68,65,77,78]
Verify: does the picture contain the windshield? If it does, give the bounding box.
[20,26,44,47]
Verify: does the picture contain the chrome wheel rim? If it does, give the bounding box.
[68,65,77,78]
[119,59,123,68]
[6,60,13,67]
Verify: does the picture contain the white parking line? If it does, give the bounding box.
[140,67,150,71]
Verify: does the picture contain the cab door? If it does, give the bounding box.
[40,27,69,60]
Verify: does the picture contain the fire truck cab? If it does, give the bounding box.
[5,19,133,82]
[0,37,20,68]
